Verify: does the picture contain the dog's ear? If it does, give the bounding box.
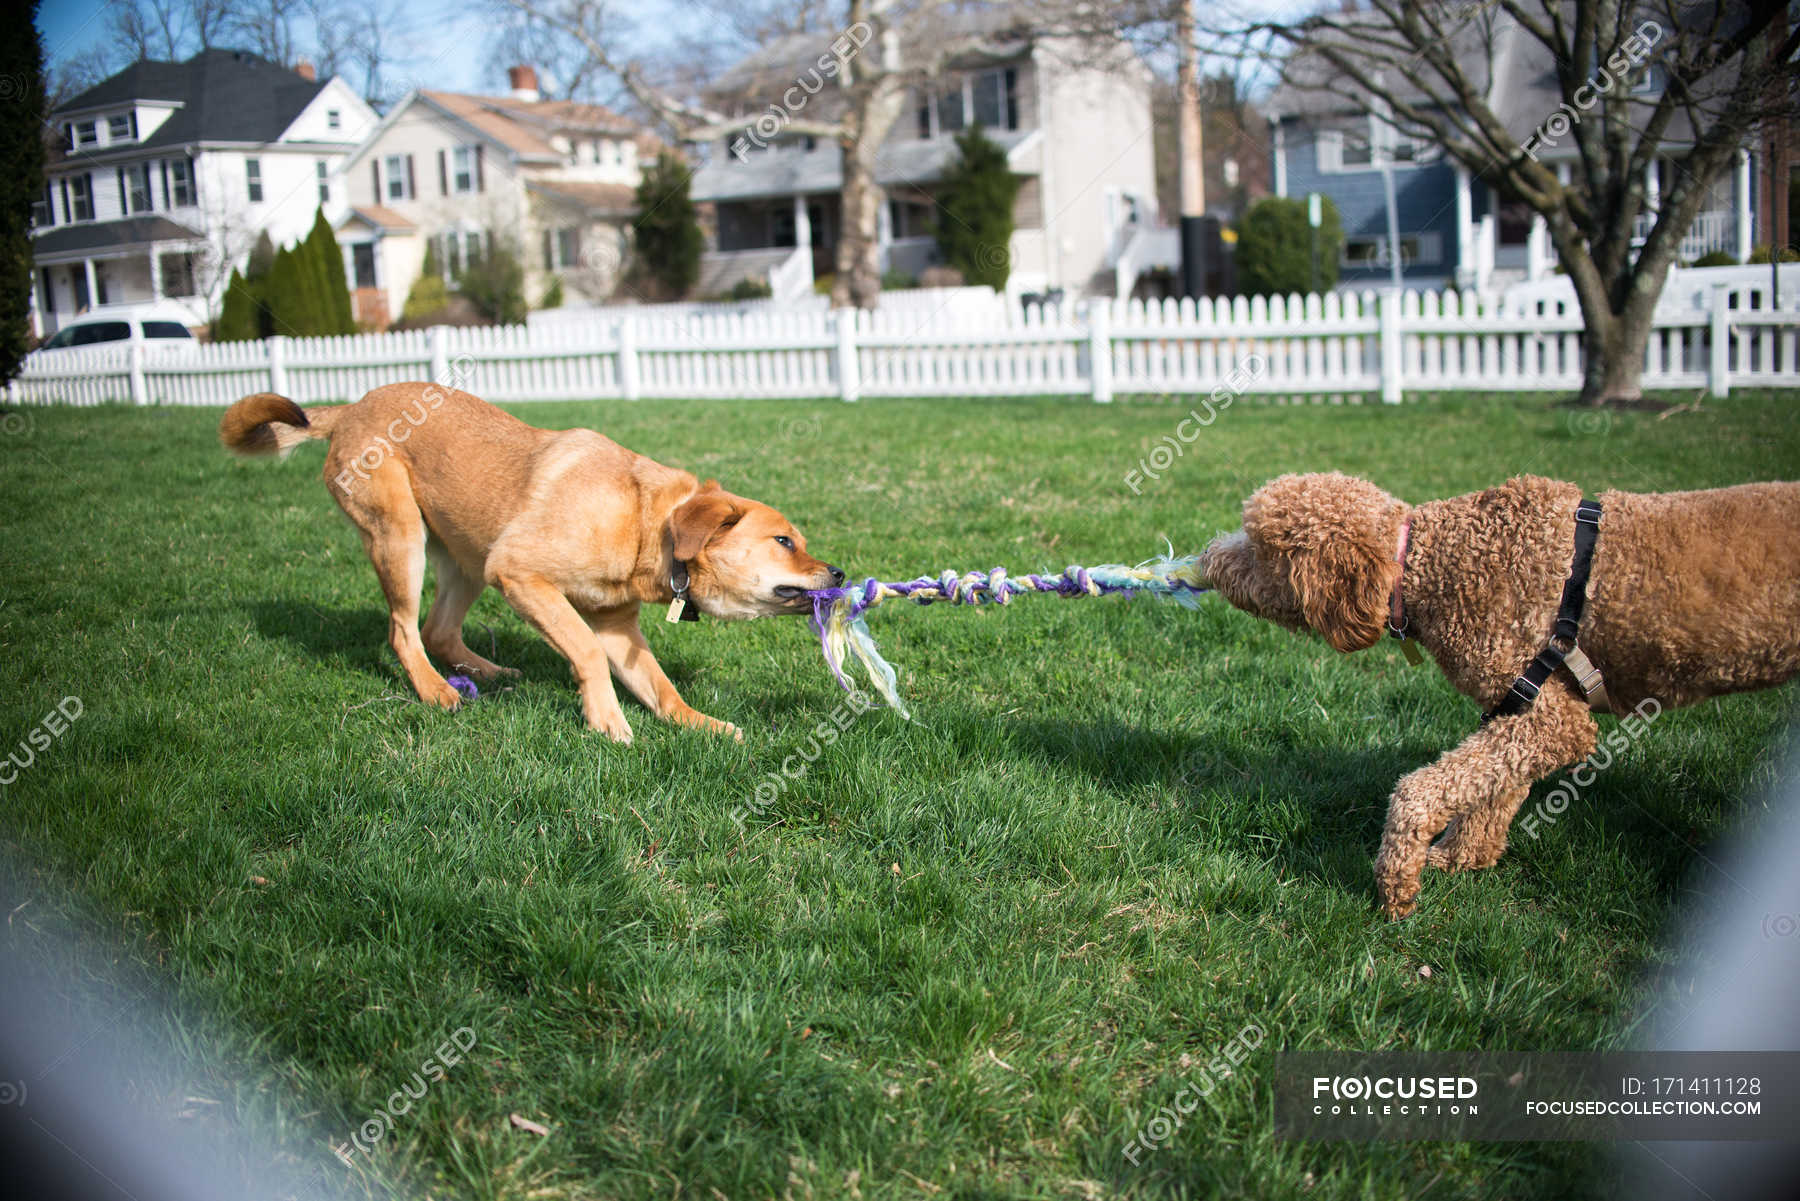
[669,489,742,562]
[1287,538,1397,653]
[1243,472,1401,654]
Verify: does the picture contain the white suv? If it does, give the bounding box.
[37,313,196,354]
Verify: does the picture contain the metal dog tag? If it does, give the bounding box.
[665,596,686,623]
[1399,639,1424,666]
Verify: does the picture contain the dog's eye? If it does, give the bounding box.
[774,535,794,550]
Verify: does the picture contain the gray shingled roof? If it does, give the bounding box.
[691,127,1035,202]
[31,216,204,256]
[1267,11,1696,149]
[52,48,329,152]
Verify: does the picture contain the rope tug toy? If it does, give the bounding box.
[806,555,1211,718]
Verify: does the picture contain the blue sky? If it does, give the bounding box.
[35,0,497,93]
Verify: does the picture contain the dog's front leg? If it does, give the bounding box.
[1375,687,1597,919]
[586,607,743,743]
[492,573,635,743]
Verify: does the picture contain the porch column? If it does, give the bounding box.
[82,259,97,312]
[1477,213,1496,291]
[1527,215,1548,281]
[148,248,164,300]
[792,194,811,252]
[1454,165,1473,289]
[1736,149,1754,261]
[876,196,893,272]
[1645,158,1660,215]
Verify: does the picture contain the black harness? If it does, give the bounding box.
[1483,498,1606,722]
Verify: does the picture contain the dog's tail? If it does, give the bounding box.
[219,393,345,458]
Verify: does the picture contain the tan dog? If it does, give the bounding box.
[220,383,842,743]
[1202,472,1800,919]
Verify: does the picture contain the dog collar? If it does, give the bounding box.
[1388,518,1412,637]
[665,561,700,623]
[1388,517,1423,665]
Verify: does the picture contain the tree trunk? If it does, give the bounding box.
[832,136,885,309]
[1578,311,1649,406]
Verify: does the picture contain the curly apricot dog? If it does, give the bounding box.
[1202,472,1800,918]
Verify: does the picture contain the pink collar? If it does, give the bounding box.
[1388,518,1412,637]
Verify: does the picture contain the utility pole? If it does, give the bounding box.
[1177,0,1207,298]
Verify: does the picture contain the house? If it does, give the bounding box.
[31,49,377,334]
[1267,16,1757,291]
[336,67,651,328]
[687,18,1162,300]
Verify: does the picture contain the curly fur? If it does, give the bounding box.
[1202,472,1800,919]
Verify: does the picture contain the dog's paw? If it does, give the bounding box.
[588,710,634,744]
[422,679,463,710]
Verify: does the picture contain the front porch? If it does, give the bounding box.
[31,217,210,335]
[1454,151,1756,290]
[704,192,952,300]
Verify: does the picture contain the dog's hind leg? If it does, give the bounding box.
[1375,687,1596,919]
[334,464,461,710]
[1427,784,1531,873]
[422,537,517,681]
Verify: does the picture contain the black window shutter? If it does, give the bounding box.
[117,167,127,213]
[438,149,448,195]
[475,145,484,192]
[405,155,417,199]
[371,160,380,202]
[543,230,553,270]
[59,178,69,222]
[186,155,197,205]
[142,163,154,210]
[160,161,169,208]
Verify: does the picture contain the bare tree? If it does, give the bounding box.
[223,0,303,66]
[109,0,186,61]
[1214,1,1800,406]
[490,0,1137,308]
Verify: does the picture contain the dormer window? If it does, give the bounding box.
[74,120,97,148]
[107,113,135,141]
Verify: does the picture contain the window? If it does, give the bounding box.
[124,163,151,213]
[157,253,197,298]
[316,160,330,205]
[327,108,341,129]
[548,226,579,269]
[107,114,133,141]
[452,145,476,193]
[937,85,964,135]
[970,68,1018,131]
[888,197,934,240]
[1341,233,1441,268]
[246,158,263,203]
[385,153,410,200]
[69,174,93,221]
[464,230,483,267]
[169,158,193,206]
[31,185,51,227]
[74,120,97,147]
[71,321,131,346]
[142,320,192,340]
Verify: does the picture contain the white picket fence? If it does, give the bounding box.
[14,283,1800,409]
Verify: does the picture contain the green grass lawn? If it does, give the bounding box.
[1,390,1796,1199]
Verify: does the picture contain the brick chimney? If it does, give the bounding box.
[295,59,316,81]
[507,64,540,103]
